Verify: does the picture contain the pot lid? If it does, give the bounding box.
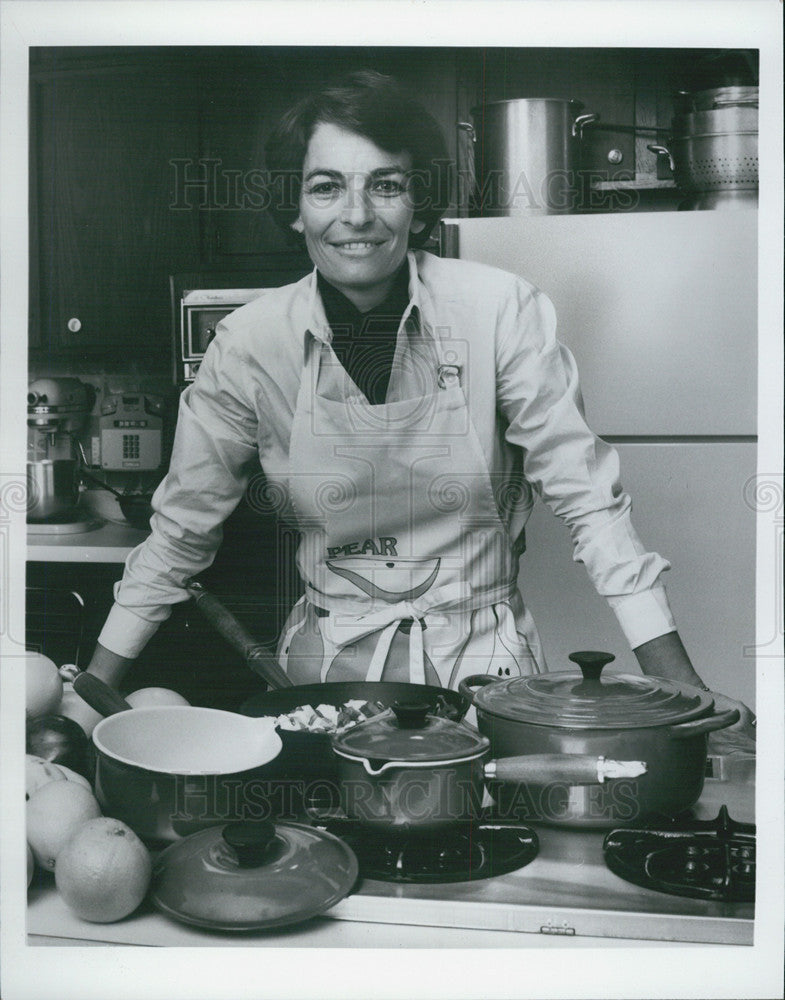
[332,703,489,764]
[472,652,714,729]
[150,820,358,931]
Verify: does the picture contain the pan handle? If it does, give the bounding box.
[186,580,294,689]
[667,708,740,739]
[73,671,134,717]
[457,673,499,704]
[486,754,647,786]
[647,144,676,173]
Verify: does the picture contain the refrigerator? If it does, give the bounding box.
[440,210,758,708]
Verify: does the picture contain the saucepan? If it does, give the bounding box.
[187,581,471,795]
[80,469,155,529]
[329,702,646,834]
[73,673,282,844]
[459,651,740,828]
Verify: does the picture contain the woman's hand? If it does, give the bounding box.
[83,642,135,689]
[704,690,756,756]
[633,631,755,755]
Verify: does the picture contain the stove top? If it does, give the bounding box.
[603,806,755,902]
[319,818,539,883]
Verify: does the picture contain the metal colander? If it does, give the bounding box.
[649,130,758,192]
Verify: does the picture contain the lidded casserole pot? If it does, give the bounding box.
[459,652,740,829]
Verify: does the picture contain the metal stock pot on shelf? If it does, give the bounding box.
[458,651,740,829]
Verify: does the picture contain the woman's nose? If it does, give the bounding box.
[340,184,374,227]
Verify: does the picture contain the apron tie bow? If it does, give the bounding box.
[320,582,474,684]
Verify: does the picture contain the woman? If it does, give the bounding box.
[86,71,754,746]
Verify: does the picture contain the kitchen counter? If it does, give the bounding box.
[26,776,755,949]
[27,520,149,563]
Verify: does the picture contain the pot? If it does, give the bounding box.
[240,681,470,815]
[458,99,597,216]
[73,672,282,844]
[459,651,740,829]
[80,469,154,528]
[330,702,645,833]
[26,459,80,521]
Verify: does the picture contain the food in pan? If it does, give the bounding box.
[269,694,462,734]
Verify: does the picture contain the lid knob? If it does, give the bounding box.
[222,820,278,868]
[390,702,431,728]
[568,650,616,688]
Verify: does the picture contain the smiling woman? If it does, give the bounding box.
[291,122,418,311]
[84,69,754,752]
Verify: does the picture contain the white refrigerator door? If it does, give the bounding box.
[446,211,757,437]
[519,442,757,708]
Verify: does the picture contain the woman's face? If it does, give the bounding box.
[293,122,419,311]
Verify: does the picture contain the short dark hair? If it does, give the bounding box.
[264,70,451,248]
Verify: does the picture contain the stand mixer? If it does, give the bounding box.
[27,377,101,533]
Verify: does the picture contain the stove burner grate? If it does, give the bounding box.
[318,819,539,883]
[603,805,755,902]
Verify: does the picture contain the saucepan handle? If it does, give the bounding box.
[485,754,647,786]
[667,708,740,739]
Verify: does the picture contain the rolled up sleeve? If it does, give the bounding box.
[494,276,676,649]
[98,328,260,658]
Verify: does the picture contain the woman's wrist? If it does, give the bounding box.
[632,631,707,688]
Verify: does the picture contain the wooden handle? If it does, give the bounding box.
[186,581,293,689]
[486,754,647,786]
[72,672,133,717]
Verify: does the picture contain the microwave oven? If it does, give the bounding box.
[171,264,310,385]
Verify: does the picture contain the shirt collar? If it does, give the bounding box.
[304,250,425,346]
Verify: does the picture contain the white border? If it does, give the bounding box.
[2,3,783,999]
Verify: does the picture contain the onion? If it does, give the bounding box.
[25,714,94,782]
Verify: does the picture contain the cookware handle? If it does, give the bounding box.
[667,708,740,738]
[186,581,293,689]
[72,671,133,717]
[486,754,647,786]
[457,674,499,703]
[573,112,599,138]
[647,144,675,172]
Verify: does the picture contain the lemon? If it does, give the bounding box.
[26,780,101,871]
[55,817,152,923]
[125,687,189,708]
[25,755,68,800]
[25,652,64,720]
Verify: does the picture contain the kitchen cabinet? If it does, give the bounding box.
[196,47,464,262]
[29,52,202,356]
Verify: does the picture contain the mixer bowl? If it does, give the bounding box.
[26,460,80,521]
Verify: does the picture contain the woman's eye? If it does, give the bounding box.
[307,181,341,198]
[371,179,406,196]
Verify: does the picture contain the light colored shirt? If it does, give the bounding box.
[99,250,676,659]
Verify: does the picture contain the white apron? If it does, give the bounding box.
[278,323,546,688]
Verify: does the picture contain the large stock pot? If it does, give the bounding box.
[458,98,597,216]
[459,651,740,829]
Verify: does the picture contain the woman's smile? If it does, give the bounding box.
[292,122,417,310]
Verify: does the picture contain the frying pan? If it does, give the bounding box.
[186,582,470,796]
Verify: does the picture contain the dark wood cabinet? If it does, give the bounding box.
[29,45,693,362]
[30,54,201,356]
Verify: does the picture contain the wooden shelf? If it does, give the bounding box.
[592,178,677,191]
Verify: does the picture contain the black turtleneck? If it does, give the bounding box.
[317,265,411,405]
